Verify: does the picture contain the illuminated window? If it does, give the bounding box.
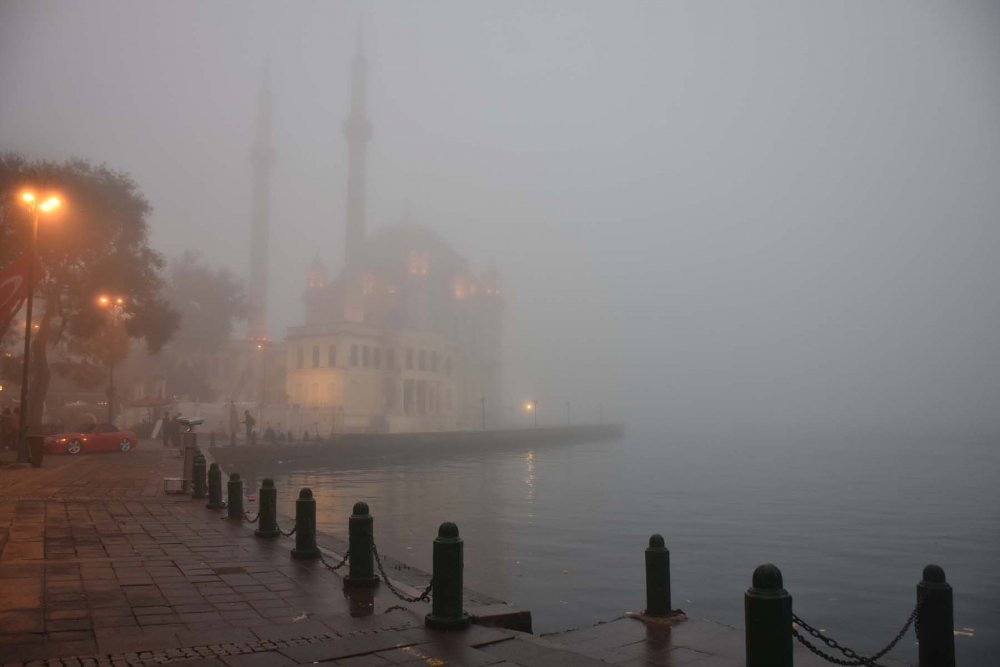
[406,348,413,370]
[296,347,304,369]
[373,347,381,369]
[311,346,319,368]
[328,344,336,367]
[350,345,358,366]
[418,350,426,371]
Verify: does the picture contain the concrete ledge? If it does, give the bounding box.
[469,604,533,634]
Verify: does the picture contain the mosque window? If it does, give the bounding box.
[296,347,304,369]
[418,350,426,371]
[386,348,395,370]
[362,346,370,367]
[445,357,451,377]
[431,351,438,373]
[350,345,358,366]
[312,346,320,368]
[373,347,381,369]
[406,348,413,370]
[328,345,336,367]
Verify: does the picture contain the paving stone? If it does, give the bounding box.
[0,577,43,610]
[0,608,44,633]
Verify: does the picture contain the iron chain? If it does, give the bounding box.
[791,591,927,667]
[276,520,296,537]
[317,547,350,571]
[371,535,433,603]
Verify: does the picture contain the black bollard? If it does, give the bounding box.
[290,488,320,559]
[226,473,244,520]
[425,522,471,630]
[206,463,225,509]
[744,564,792,667]
[254,479,280,538]
[645,534,672,616]
[191,454,208,500]
[344,502,379,587]
[918,565,955,667]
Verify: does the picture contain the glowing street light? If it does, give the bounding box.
[526,399,538,428]
[15,190,61,462]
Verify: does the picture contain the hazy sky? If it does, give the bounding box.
[2,1,999,439]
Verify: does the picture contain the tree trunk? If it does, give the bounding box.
[26,302,55,429]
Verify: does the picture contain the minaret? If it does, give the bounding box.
[248,72,275,340]
[343,27,372,270]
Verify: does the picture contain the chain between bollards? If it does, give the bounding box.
[371,535,433,603]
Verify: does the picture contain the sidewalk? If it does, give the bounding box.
[0,443,874,667]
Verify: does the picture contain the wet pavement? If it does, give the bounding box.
[0,442,904,666]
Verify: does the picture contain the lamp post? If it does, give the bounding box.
[97,295,125,424]
[480,396,486,431]
[256,343,267,426]
[16,191,60,462]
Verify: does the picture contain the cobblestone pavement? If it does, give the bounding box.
[0,444,897,666]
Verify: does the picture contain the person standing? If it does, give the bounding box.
[161,412,170,448]
[243,410,255,444]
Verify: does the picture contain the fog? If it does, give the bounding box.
[3,0,999,442]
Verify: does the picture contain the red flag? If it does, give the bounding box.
[0,252,45,321]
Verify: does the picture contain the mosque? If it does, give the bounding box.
[208,35,504,434]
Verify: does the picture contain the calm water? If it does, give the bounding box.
[237,433,999,665]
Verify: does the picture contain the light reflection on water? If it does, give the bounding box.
[237,434,999,665]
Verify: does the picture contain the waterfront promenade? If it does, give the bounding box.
[0,443,897,667]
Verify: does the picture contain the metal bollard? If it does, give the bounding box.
[744,564,792,667]
[191,454,208,499]
[226,473,244,520]
[645,534,672,616]
[290,488,320,559]
[344,502,379,587]
[254,479,280,538]
[206,463,225,509]
[918,565,955,667]
[425,522,471,630]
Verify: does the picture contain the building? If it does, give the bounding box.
[284,36,504,433]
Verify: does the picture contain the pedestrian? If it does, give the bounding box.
[169,413,181,448]
[243,410,256,444]
[161,412,170,448]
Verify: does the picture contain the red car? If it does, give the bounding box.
[44,423,138,455]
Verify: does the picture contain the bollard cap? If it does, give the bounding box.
[230,473,241,481]
[352,501,370,516]
[922,564,946,584]
[648,534,666,550]
[298,488,313,499]
[209,463,219,470]
[262,478,274,488]
[751,563,784,591]
[437,522,460,539]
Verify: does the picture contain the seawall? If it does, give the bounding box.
[207,423,625,466]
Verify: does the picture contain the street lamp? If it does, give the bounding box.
[16,191,60,462]
[97,295,126,424]
[256,343,267,428]
[526,399,538,428]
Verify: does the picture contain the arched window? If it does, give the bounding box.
[328,344,336,367]
[312,346,320,368]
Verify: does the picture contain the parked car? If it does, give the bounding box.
[44,423,138,455]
